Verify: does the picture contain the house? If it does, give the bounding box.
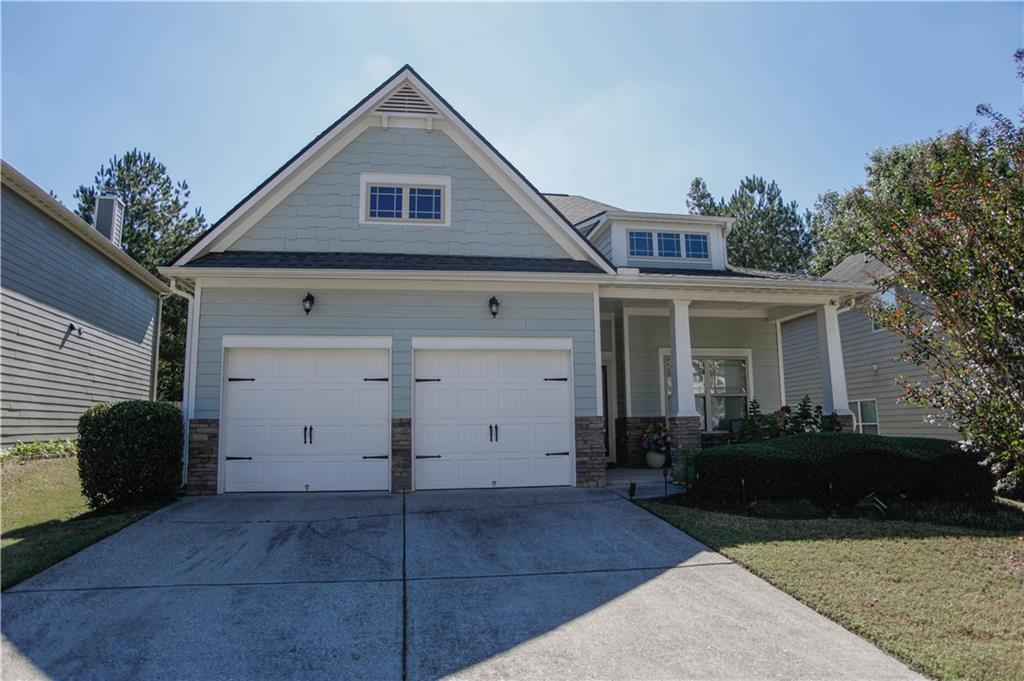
[781,253,959,439]
[160,65,871,494]
[1,161,170,447]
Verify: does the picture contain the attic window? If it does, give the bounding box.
[360,173,451,226]
[375,83,438,116]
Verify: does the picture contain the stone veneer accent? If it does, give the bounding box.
[667,416,703,462]
[574,416,607,487]
[391,418,412,492]
[187,419,219,495]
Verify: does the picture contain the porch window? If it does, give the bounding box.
[628,231,654,257]
[660,353,749,431]
[851,399,879,434]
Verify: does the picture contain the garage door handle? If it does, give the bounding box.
[309,425,313,444]
[363,377,389,382]
[415,455,442,459]
[226,456,253,461]
[362,455,388,460]
[415,378,441,383]
[228,377,255,382]
[303,426,308,444]
[545,452,570,457]
[489,424,494,442]
[494,424,499,442]
[544,377,568,382]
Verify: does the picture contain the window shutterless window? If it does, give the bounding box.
[408,187,442,220]
[851,399,879,434]
[360,174,451,225]
[368,186,403,219]
[628,231,654,257]
[661,353,749,432]
[657,233,681,258]
[685,233,709,259]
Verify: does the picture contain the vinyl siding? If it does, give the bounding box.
[231,126,569,259]
[592,229,612,260]
[781,308,959,439]
[0,187,159,445]
[193,288,597,419]
[626,314,782,418]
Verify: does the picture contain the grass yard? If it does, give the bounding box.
[641,499,1024,681]
[1,457,166,590]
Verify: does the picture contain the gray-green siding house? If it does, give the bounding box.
[781,253,958,440]
[1,161,169,447]
[162,65,872,495]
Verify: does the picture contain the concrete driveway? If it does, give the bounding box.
[2,487,921,680]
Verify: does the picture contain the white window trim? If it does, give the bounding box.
[359,172,451,227]
[850,399,880,433]
[626,228,712,262]
[659,347,754,432]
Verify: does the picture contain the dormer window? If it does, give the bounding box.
[360,173,451,226]
[628,230,711,260]
[684,233,709,259]
[628,231,654,257]
[658,233,681,258]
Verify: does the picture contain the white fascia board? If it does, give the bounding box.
[604,210,733,227]
[411,337,572,351]
[222,335,393,349]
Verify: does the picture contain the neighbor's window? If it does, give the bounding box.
[872,288,897,332]
[657,232,682,258]
[851,399,879,434]
[369,186,404,219]
[628,231,654,257]
[685,233,710,259]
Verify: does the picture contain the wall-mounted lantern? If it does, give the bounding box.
[488,296,500,318]
[302,292,315,315]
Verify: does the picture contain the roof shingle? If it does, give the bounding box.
[188,251,604,274]
[543,194,619,225]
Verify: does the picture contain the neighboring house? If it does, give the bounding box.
[0,161,170,447]
[161,65,871,495]
[781,252,958,439]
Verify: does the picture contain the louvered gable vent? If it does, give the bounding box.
[376,83,438,115]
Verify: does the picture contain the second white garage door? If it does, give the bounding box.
[413,349,574,489]
[221,347,391,492]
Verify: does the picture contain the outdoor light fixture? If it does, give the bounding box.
[302,292,315,315]
[488,296,500,318]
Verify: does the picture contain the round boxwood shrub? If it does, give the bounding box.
[77,400,183,509]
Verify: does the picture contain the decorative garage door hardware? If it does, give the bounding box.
[361,455,388,460]
[544,377,569,382]
[489,424,501,442]
[363,377,389,382]
[227,377,255,382]
[302,426,315,444]
[415,378,442,382]
[416,455,442,459]
[545,451,570,457]
[226,456,253,461]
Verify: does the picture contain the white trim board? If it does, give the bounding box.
[410,337,572,351]
[221,335,393,349]
[358,172,452,227]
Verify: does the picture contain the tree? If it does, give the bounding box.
[688,176,814,272]
[835,50,1024,494]
[75,150,206,402]
[804,190,855,276]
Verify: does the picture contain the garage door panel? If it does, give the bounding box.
[222,347,390,493]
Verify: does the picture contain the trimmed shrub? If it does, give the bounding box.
[687,432,994,506]
[77,401,183,509]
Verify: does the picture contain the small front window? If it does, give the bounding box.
[658,233,681,258]
[369,186,403,219]
[408,187,442,220]
[629,231,654,257]
[685,233,709,259]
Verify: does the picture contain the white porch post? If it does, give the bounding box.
[816,302,852,415]
[669,299,700,418]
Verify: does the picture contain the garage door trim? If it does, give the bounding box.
[410,336,576,491]
[217,335,393,494]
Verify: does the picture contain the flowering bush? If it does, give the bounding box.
[641,422,669,453]
[739,396,842,443]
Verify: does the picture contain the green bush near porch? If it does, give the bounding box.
[683,432,994,505]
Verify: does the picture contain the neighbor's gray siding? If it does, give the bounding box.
[231,127,568,259]
[0,187,159,445]
[781,307,959,439]
[626,314,782,417]
[194,288,597,419]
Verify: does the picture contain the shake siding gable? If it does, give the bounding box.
[229,127,569,259]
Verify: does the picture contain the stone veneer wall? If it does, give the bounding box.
[391,418,412,492]
[187,419,219,495]
[667,416,703,462]
[574,416,607,487]
[618,417,665,467]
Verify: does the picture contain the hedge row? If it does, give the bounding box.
[684,432,994,505]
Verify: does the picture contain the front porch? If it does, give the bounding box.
[597,294,855,469]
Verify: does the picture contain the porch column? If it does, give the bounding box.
[668,300,703,459]
[815,303,853,418]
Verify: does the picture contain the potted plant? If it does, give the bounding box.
[640,422,669,469]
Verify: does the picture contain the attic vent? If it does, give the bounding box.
[376,83,437,115]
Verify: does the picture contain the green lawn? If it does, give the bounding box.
[1,457,166,590]
[640,499,1024,681]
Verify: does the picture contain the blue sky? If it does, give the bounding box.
[3,3,1021,223]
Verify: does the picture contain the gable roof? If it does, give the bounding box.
[170,65,614,273]
[1,160,169,295]
[543,193,621,226]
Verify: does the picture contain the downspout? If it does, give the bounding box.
[168,279,195,486]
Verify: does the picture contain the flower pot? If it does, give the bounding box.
[646,450,666,469]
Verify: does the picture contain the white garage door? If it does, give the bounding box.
[414,349,574,490]
[222,347,390,492]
